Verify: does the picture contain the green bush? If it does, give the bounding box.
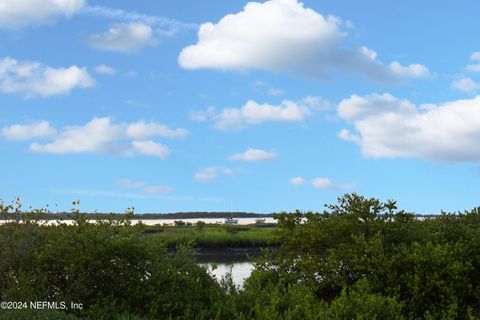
[0,202,224,319]
[0,309,79,320]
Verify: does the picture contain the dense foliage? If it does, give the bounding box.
[1,194,480,319]
[0,201,224,319]
[248,193,480,319]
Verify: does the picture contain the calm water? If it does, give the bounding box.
[202,261,254,288]
[130,217,277,226]
[0,217,277,225]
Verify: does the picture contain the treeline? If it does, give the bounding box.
[1,194,480,319]
[134,211,272,219]
[0,210,271,220]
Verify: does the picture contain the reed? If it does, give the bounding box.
[145,223,278,248]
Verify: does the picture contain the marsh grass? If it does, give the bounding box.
[145,223,278,248]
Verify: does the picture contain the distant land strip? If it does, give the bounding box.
[0,211,274,220]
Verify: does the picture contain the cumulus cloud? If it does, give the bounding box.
[29,118,124,155]
[192,98,314,131]
[126,121,189,139]
[311,177,334,189]
[3,117,188,158]
[131,140,170,158]
[179,0,429,83]
[88,22,156,53]
[229,148,277,161]
[116,178,172,195]
[451,77,480,93]
[80,5,196,36]
[189,106,216,122]
[94,64,116,75]
[116,178,145,189]
[467,65,480,73]
[252,80,285,96]
[289,176,352,189]
[337,92,416,122]
[289,176,305,186]
[388,61,430,78]
[215,100,310,130]
[194,166,235,182]
[0,57,94,97]
[337,93,480,162]
[0,0,85,29]
[465,52,480,73]
[1,121,56,140]
[268,88,285,96]
[179,0,342,72]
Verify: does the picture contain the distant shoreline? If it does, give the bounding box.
[0,211,274,220]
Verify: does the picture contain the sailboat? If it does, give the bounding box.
[224,203,238,224]
[224,214,239,224]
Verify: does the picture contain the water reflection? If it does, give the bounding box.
[202,262,254,288]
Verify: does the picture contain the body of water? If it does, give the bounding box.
[202,261,254,288]
[0,217,277,225]
[131,217,277,226]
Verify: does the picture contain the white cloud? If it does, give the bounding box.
[0,0,85,29]
[94,64,116,75]
[124,71,137,78]
[1,121,56,140]
[141,185,173,194]
[88,22,156,53]
[252,80,285,96]
[337,93,480,162]
[179,0,428,83]
[337,93,416,122]
[267,88,284,96]
[451,77,480,92]
[80,5,196,36]
[471,52,480,61]
[131,140,170,158]
[466,64,480,73]
[30,117,125,155]
[338,128,360,143]
[216,100,310,130]
[0,57,94,97]
[311,177,333,189]
[194,99,313,131]
[194,166,234,182]
[126,121,189,139]
[179,0,342,72]
[229,148,277,161]
[8,117,187,158]
[289,176,352,189]
[116,178,172,195]
[289,176,305,186]
[464,52,480,73]
[116,178,145,189]
[189,106,216,122]
[301,95,334,110]
[388,61,431,78]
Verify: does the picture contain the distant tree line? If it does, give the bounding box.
[0,210,272,220]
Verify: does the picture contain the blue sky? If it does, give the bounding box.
[1,0,480,214]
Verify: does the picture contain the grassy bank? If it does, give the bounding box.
[143,223,278,248]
